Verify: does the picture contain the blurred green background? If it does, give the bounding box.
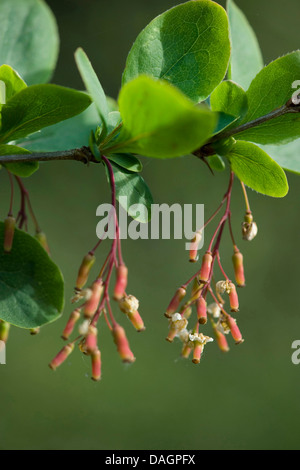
[0,0,300,450]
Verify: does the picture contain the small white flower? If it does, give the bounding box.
[119,294,139,314]
[172,313,182,322]
[207,302,221,318]
[78,319,90,336]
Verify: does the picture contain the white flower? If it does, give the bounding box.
[78,319,90,336]
[119,295,139,314]
[207,302,221,318]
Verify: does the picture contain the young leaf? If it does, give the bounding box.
[0,0,59,85]
[207,155,226,172]
[112,164,153,223]
[0,144,38,177]
[0,84,92,144]
[258,141,300,175]
[19,103,100,152]
[235,52,300,145]
[0,65,27,102]
[108,154,142,172]
[227,0,264,90]
[210,80,248,119]
[0,222,64,329]
[122,0,230,102]
[227,141,289,197]
[106,75,217,158]
[75,48,109,133]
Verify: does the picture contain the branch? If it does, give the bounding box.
[194,99,300,159]
[0,146,99,165]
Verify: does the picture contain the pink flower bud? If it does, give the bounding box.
[35,231,50,255]
[199,251,213,282]
[113,264,128,300]
[192,343,203,364]
[189,231,202,262]
[76,253,96,290]
[227,316,243,345]
[62,309,81,340]
[85,325,98,354]
[0,320,10,343]
[228,282,239,312]
[91,349,101,381]
[128,310,145,332]
[232,248,245,287]
[181,343,193,359]
[165,287,186,318]
[83,279,103,318]
[4,216,16,253]
[49,343,74,370]
[212,324,229,352]
[112,324,135,363]
[197,297,207,324]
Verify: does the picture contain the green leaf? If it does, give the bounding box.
[0,144,38,177]
[259,140,300,175]
[207,155,226,172]
[112,164,153,223]
[213,112,238,135]
[19,103,99,152]
[107,75,217,158]
[0,65,27,102]
[0,84,92,144]
[108,154,142,172]
[227,141,289,197]
[227,0,264,90]
[75,48,109,132]
[0,0,59,85]
[235,52,300,145]
[210,80,248,119]
[0,222,64,329]
[122,0,231,102]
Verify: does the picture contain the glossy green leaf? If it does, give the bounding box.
[0,144,38,177]
[227,0,264,90]
[75,48,109,132]
[0,84,92,144]
[0,65,27,102]
[259,140,300,175]
[122,0,230,102]
[0,0,59,85]
[210,80,248,119]
[19,103,99,152]
[107,75,217,158]
[0,222,64,329]
[227,141,289,197]
[108,154,142,172]
[235,52,300,145]
[112,164,153,223]
[213,112,238,135]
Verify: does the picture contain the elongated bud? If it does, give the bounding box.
[85,325,98,354]
[227,316,243,344]
[190,278,202,301]
[197,297,207,324]
[199,251,213,282]
[181,304,192,320]
[212,323,229,352]
[91,349,102,381]
[228,282,239,312]
[165,287,186,318]
[189,231,202,262]
[0,320,10,343]
[62,309,81,340]
[76,253,96,290]
[35,231,50,255]
[192,343,203,364]
[232,248,245,287]
[112,324,135,363]
[30,327,40,335]
[49,343,74,370]
[181,343,193,359]
[113,264,128,300]
[128,310,145,332]
[4,216,15,253]
[83,279,103,318]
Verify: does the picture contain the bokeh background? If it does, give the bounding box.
[0,0,300,450]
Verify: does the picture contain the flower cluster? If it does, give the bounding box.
[164,171,257,363]
[49,156,145,381]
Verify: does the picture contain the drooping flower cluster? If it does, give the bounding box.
[49,156,145,381]
[164,171,257,363]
